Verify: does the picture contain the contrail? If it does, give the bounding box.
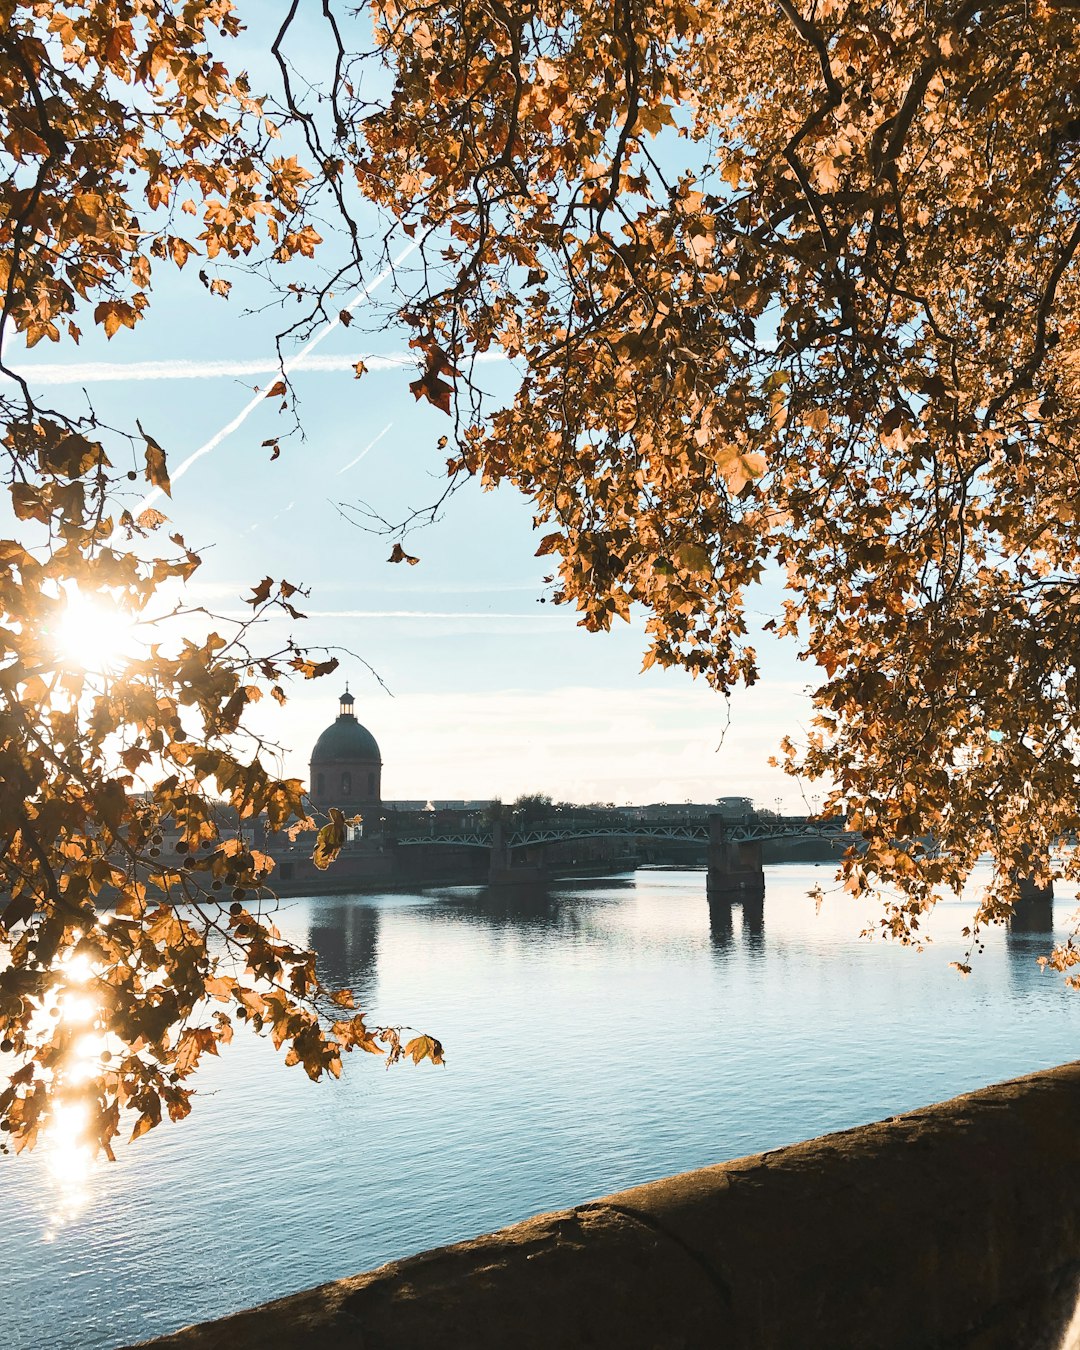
[10,348,506,386]
[123,240,419,523]
[12,352,422,386]
[246,500,294,535]
[338,421,392,475]
[223,609,562,621]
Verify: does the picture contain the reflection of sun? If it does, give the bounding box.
[43,1100,96,1238]
[37,948,107,1237]
[54,586,139,674]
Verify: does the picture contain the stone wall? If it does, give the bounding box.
[125,1062,1080,1350]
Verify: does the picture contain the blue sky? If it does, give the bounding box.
[5,7,819,811]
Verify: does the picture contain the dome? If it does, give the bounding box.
[311,687,381,763]
[309,687,383,810]
[311,715,381,764]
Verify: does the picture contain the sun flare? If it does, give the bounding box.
[53,587,140,674]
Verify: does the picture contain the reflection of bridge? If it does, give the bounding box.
[392,814,850,889]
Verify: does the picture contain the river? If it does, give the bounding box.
[4,864,1080,1350]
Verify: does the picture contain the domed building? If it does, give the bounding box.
[309,687,382,812]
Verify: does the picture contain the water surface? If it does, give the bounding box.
[4,865,1079,1349]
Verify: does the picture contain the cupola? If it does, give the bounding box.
[309,685,382,810]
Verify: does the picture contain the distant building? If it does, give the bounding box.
[625,799,755,823]
[386,800,495,813]
[309,687,382,813]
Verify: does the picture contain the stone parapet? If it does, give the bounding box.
[123,1062,1080,1350]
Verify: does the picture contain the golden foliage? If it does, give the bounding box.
[6,0,1080,1158]
[351,0,1080,944]
[0,0,443,1159]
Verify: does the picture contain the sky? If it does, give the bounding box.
[3,5,821,811]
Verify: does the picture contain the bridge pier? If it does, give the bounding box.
[707,816,765,901]
[488,823,548,886]
[1011,869,1055,932]
[1016,873,1054,902]
[488,821,510,885]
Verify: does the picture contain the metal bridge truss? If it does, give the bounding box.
[391,816,848,851]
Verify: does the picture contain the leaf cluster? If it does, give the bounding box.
[0,1,444,1159]
[348,0,1080,944]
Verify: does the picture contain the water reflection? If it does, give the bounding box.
[742,893,765,952]
[11,864,1080,1350]
[708,894,765,955]
[308,902,381,998]
[708,894,734,949]
[35,949,108,1235]
[1008,897,1055,933]
[425,880,631,936]
[1005,900,1063,997]
[43,1100,97,1240]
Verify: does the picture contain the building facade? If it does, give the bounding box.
[308,687,382,813]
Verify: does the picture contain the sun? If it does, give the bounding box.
[53,586,140,674]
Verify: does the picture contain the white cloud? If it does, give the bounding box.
[255,681,817,809]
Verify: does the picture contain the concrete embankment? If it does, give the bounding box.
[125,1062,1080,1350]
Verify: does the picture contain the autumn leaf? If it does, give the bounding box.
[676,542,712,576]
[174,1026,217,1075]
[535,532,563,557]
[204,976,237,1002]
[169,236,199,269]
[94,301,138,339]
[247,576,274,607]
[403,1034,445,1066]
[38,432,107,479]
[130,1112,155,1143]
[312,808,347,870]
[408,336,460,414]
[409,369,454,414]
[138,423,171,497]
[290,655,339,679]
[235,986,268,1019]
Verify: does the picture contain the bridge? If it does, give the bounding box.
[390,813,850,891]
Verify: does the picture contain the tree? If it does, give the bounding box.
[0,0,442,1160]
[512,792,554,822]
[347,0,1080,973]
[5,0,1080,1159]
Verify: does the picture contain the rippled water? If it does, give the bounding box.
[5,864,1080,1350]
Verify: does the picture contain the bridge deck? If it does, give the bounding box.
[389,816,847,850]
